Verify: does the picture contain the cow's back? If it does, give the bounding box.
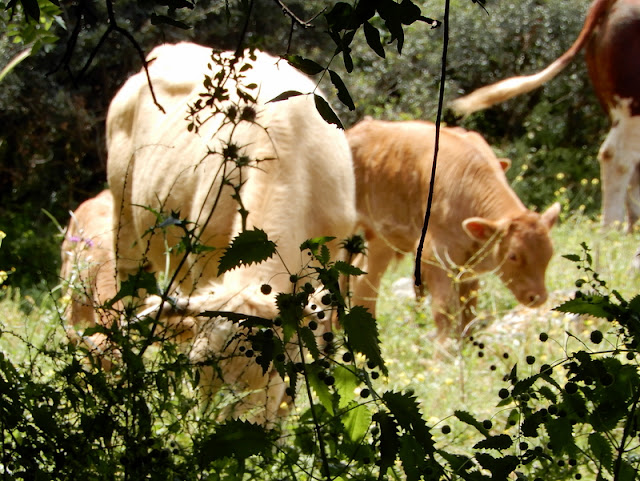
[106,43,356,297]
[347,119,521,254]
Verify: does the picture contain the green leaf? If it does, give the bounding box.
[276,292,304,342]
[329,70,355,111]
[521,410,545,438]
[475,453,519,480]
[363,21,386,58]
[373,411,400,476]
[107,270,158,307]
[314,94,344,129]
[333,260,365,276]
[588,432,613,473]
[341,306,386,375]
[20,0,40,21]
[342,402,372,442]
[149,13,191,29]
[628,294,640,313]
[268,90,303,103]
[197,420,273,465]
[538,385,557,403]
[454,410,489,437]
[287,55,324,75]
[383,391,432,446]
[307,365,334,415]
[562,254,581,262]
[217,229,276,275]
[298,326,320,360]
[300,236,336,256]
[334,364,359,409]
[399,434,427,481]
[617,459,636,481]
[511,375,539,398]
[554,296,613,320]
[324,2,355,32]
[438,450,474,474]
[197,311,272,329]
[473,434,512,451]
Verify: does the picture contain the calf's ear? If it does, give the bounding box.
[462,217,499,242]
[498,158,511,172]
[541,202,561,229]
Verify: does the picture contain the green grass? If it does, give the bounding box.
[1,213,639,472]
[372,213,640,456]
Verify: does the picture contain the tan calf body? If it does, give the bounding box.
[347,119,560,339]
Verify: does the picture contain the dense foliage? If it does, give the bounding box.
[0,0,611,291]
[1,1,639,479]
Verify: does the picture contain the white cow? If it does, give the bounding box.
[106,43,356,423]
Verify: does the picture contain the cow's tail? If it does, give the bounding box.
[451,0,615,116]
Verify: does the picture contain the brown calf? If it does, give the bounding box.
[347,119,560,339]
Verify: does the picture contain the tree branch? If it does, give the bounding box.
[271,0,318,29]
[415,0,449,288]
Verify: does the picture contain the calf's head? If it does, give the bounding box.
[462,203,560,307]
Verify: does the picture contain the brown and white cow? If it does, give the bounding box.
[452,0,640,230]
[347,119,560,339]
[106,43,356,422]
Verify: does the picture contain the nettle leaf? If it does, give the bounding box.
[333,260,365,277]
[197,420,273,465]
[562,254,581,262]
[373,411,400,475]
[275,292,304,342]
[342,306,386,375]
[342,402,372,443]
[628,294,640,312]
[363,21,386,58]
[217,229,276,275]
[512,375,539,398]
[399,434,427,481]
[438,450,474,474]
[473,434,512,451]
[383,391,432,446]
[307,364,334,415]
[329,70,355,111]
[107,270,158,307]
[544,417,576,454]
[589,432,613,473]
[538,385,557,404]
[618,459,636,481]
[475,453,519,480]
[300,236,336,258]
[314,94,344,129]
[334,364,359,409]
[554,296,614,320]
[299,326,320,360]
[521,410,545,438]
[268,90,303,103]
[454,410,490,437]
[197,311,273,329]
